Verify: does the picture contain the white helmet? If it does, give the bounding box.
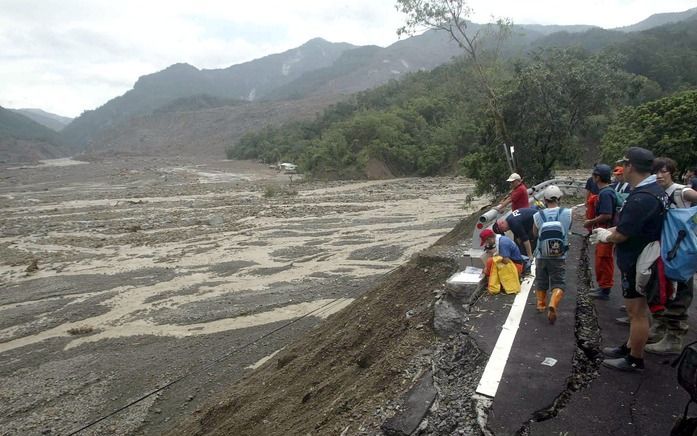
[544,185,563,201]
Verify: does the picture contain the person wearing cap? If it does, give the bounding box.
[590,146,667,372]
[531,185,572,324]
[492,207,537,264]
[583,164,617,300]
[611,165,631,195]
[495,173,529,212]
[644,157,697,355]
[480,228,525,293]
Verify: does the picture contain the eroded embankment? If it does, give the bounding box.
[171,209,485,436]
[172,204,605,436]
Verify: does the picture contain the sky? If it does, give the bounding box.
[1,0,695,118]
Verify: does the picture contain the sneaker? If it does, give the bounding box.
[615,316,630,326]
[602,356,644,372]
[602,344,629,358]
[619,305,627,313]
[589,288,610,300]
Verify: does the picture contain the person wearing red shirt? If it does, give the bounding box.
[496,173,529,212]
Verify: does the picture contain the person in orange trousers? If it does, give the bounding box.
[583,164,616,300]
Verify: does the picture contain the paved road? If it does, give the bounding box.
[472,216,695,435]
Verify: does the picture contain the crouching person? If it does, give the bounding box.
[532,186,572,324]
[480,228,524,295]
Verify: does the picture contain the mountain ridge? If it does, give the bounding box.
[9,108,72,131]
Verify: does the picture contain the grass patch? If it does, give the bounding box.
[67,325,95,335]
[263,184,298,198]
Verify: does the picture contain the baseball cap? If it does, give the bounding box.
[506,173,522,182]
[543,185,563,201]
[617,147,654,171]
[479,228,495,246]
[612,166,624,175]
[592,164,612,179]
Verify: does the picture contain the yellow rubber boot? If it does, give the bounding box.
[547,288,564,324]
[535,291,547,312]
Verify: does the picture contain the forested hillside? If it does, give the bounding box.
[228,17,697,192]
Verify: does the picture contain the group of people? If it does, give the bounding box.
[586,148,697,372]
[482,173,572,325]
[480,146,697,368]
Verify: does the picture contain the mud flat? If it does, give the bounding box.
[0,156,485,435]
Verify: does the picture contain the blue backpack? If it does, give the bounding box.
[661,205,697,282]
[537,208,569,257]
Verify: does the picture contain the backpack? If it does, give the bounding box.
[661,205,697,282]
[671,341,697,436]
[537,208,569,258]
[612,183,630,225]
[629,187,695,282]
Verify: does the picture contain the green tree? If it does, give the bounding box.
[504,48,630,182]
[396,0,516,170]
[601,90,697,171]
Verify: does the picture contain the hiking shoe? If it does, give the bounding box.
[602,356,644,372]
[589,288,610,300]
[602,344,629,358]
[615,316,630,326]
[645,333,683,355]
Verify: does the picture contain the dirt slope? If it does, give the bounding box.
[173,211,484,435]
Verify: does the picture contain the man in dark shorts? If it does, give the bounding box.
[531,185,572,324]
[590,147,668,372]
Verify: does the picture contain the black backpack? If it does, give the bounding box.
[672,341,697,436]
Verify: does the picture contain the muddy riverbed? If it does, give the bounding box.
[0,156,486,435]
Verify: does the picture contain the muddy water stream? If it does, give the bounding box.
[0,156,485,435]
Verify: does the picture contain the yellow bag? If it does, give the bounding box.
[487,256,521,295]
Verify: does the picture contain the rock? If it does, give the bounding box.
[433,295,465,338]
[25,259,39,273]
[208,215,224,227]
[381,370,437,436]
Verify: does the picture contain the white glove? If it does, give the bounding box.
[590,228,611,245]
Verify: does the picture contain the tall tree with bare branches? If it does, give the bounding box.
[396,0,515,169]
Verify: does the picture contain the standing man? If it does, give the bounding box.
[532,185,572,324]
[590,147,667,372]
[584,164,616,300]
[645,157,697,354]
[492,207,538,264]
[496,173,529,212]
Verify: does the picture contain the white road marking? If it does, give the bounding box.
[475,204,580,398]
[475,260,536,398]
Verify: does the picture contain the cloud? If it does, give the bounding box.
[1,0,695,117]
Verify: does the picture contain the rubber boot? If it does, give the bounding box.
[645,331,683,355]
[647,321,667,344]
[547,288,564,325]
[536,291,547,312]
